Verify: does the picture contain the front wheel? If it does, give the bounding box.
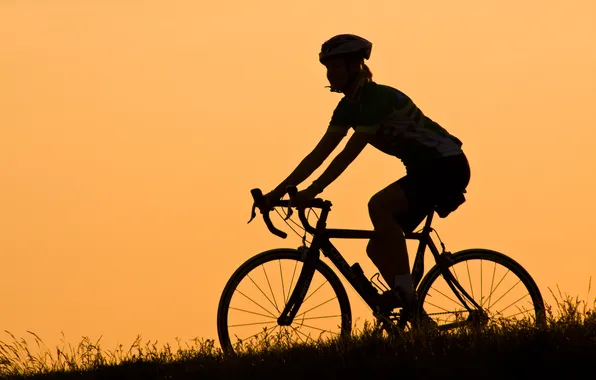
[217,248,352,354]
[415,249,546,332]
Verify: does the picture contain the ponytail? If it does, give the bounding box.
[361,63,373,81]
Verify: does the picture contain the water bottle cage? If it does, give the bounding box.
[370,272,390,293]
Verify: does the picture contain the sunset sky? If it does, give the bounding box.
[1,0,595,351]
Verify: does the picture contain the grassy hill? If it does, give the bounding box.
[2,292,595,380]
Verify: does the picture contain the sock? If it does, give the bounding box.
[393,273,415,308]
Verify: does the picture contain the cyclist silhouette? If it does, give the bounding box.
[263,34,470,310]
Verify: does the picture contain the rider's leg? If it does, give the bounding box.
[365,181,415,299]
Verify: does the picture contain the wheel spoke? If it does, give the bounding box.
[299,315,342,321]
[247,273,279,314]
[229,307,277,320]
[485,270,511,309]
[503,307,533,320]
[235,289,277,318]
[236,324,279,344]
[480,259,484,307]
[487,261,497,309]
[451,263,460,283]
[466,259,475,300]
[262,264,279,312]
[301,278,329,306]
[294,322,339,335]
[424,299,460,314]
[229,320,279,328]
[487,279,521,310]
[295,296,338,319]
[279,260,287,305]
[429,286,464,307]
[495,291,529,315]
[286,260,299,304]
[288,325,309,343]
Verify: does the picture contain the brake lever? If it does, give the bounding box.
[283,205,294,220]
[248,202,257,223]
[284,185,298,221]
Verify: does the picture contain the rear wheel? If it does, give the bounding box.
[415,249,546,332]
[217,248,352,354]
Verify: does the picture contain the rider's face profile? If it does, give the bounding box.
[324,58,349,90]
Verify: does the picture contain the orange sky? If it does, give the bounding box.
[1,0,595,352]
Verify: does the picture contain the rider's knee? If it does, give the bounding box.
[365,239,378,259]
[368,190,407,220]
[367,192,386,218]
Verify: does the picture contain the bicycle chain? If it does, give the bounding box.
[427,310,468,316]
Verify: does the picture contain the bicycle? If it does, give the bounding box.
[217,187,546,354]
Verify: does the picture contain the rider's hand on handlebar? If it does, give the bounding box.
[249,186,321,238]
[291,185,319,208]
[262,188,286,210]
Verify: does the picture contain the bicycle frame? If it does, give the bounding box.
[248,187,482,326]
[276,201,484,326]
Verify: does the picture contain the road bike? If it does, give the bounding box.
[217,187,546,354]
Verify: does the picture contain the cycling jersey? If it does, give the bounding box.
[327,81,463,169]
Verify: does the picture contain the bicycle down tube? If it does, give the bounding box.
[278,236,380,325]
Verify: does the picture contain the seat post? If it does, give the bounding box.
[411,209,435,287]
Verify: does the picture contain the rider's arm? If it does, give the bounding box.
[309,131,371,193]
[272,129,345,195]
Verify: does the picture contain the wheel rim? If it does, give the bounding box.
[224,257,345,352]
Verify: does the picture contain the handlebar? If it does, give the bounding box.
[248,187,328,239]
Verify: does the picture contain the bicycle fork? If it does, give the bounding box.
[277,245,319,326]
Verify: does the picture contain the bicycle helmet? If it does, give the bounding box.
[319,34,372,64]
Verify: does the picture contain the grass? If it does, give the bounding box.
[1,287,595,380]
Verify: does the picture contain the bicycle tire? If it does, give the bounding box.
[415,248,546,331]
[217,248,352,354]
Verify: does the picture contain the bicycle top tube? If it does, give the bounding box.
[248,187,430,241]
